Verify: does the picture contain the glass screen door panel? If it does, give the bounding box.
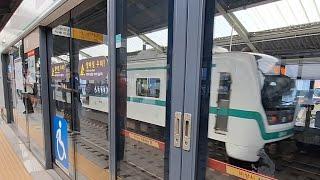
[70,0,109,179]
[24,47,46,165]
[50,13,76,178]
[115,0,171,179]
[10,43,30,146]
[198,1,320,180]
[50,0,109,179]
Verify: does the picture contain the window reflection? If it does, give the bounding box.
[204,1,320,179]
[136,78,160,98]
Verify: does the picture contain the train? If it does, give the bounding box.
[126,48,296,164]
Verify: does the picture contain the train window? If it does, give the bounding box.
[136,78,160,98]
[215,72,231,132]
[217,72,231,99]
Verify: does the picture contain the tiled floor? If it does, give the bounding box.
[0,119,61,180]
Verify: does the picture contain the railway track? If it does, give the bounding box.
[78,117,164,179]
[280,159,320,177]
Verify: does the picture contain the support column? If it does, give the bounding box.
[39,26,53,169]
[1,53,13,123]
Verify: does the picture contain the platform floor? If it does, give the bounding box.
[0,119,61,180]
[0,126,31,180]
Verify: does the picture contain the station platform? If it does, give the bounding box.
[0,119,61,180]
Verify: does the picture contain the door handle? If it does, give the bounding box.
[174,112,182,148]
[182,113,191,151]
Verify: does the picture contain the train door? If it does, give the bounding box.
[49,0,110,179]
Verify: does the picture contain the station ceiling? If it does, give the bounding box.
[0,0,22,33]
[214,0,320,58]
[2,0,320,59]
[132,0,276,36]
[129,0,320,59]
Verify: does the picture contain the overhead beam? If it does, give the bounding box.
[79,51,92,59]
[128,24,165,53]
[0,8,11,15]
[55,56,69,63]
[216,3,258,52]
[214,23,320,46]
[216,0,280,14]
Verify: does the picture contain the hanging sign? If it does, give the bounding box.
[52,63,67,80]
[79,56,108,81]
[72,28,105,44]
[52,25,71,38]
[26,50,36,84]
[53,116,69,174]
[27,50,35,57]
[52,25,107,44]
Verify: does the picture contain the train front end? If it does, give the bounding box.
[209,52,296,165]
[256,53,296,144]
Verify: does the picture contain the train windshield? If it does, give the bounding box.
[255,55,296,125]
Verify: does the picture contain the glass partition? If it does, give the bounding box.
[198,1,320,179]
[71,1,109,178]
[50,13,75,178]
[24,47,45,164]
[116,0,171,179]
[11,42,30,146]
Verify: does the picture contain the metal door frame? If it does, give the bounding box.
[168,0,189,179]
[180,0,215,179]
[39,26,54,169]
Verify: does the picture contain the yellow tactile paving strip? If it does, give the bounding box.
[0,130,32,180]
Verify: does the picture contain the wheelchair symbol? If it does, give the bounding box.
[56,120,67,161]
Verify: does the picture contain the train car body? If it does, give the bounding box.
[127,50,167,127]
[209,52,295,162]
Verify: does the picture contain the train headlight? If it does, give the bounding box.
[281,116,287,123]
[266,110,294,125]
[268,115,279,125]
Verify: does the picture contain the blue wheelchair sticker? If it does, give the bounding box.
[53,116,69,172]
